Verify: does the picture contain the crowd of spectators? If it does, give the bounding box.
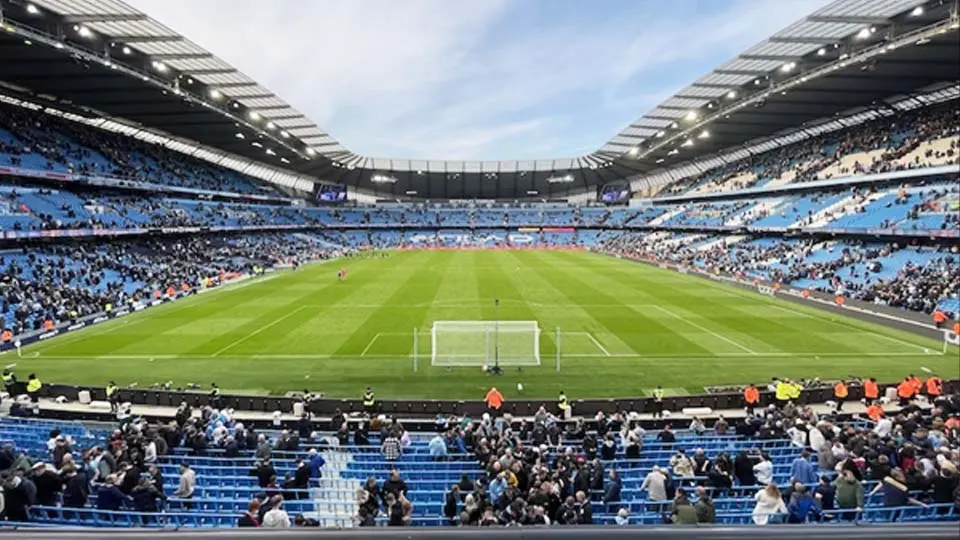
[658,102,959,197]
[0,234,343,334]
[601,233,959,317]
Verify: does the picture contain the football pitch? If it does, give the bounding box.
[17,250,959,400]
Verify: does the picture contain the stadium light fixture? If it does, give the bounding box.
[280,130,290,138]
[26,4,40,15]
[856,28,871,39]
[684,110,698,121]
[305,148,316,156]
[265,122,275,130]
[75,25,93,39]
[234,132,244,139]
[209,89,223,100]
[655,131,665,138]
[628,147,639,157]
[681,139,694,147]
[655,158,665,164]
[817,48,826,56]
[371,174,398,184]
[23,39,32,46]
[526,190,539,195]
[667,149,679,156]
[265,148,276,156]
[248,111,260,121]
[406,190,418,195]
[122,46,132,55]
[780,62,796,73]
[726,90,737,99]
[251,141,263,148]
[669,122,679,129]
[910,6,923,16]
[546,174,574,184]
[698,130,710,139]
[54,42,64,49]
[151,60,167,73]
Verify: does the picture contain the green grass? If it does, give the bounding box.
[14,250,959,400]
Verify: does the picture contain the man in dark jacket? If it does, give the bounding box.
[734,451,756,486]
[381,470,408,504]
[31,463,62,507]
[254,458,277,488]
[694,486,716,524]
[3,474,35,521]
[293,460,311,497]
[148,465,164,495]
[95,478,128,511]
[131,477,165,516]
[575,490,593,524]
[61,467,89,508]
[444,485,460,524]
[603,470,622,512]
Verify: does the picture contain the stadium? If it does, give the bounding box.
[0,0,956,536]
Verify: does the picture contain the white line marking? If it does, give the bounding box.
[767,303,932,353]
[586,332,612,357]
[361,333,382,356]
[651,305,758,355]
[212,306,311,357]
[31,351,943,361]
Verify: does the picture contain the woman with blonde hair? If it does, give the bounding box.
[752,483,787,525]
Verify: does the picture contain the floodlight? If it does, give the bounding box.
[667,149,679,156]
[910,6,923,16]
[265,148,276,156]
[698,130,709,139]
[628,147,639,156]
[780,62,795,72]
[280,157,290,164]
[371,174,397,184]
[726,90,737,99]
[235,133,244,139]
[684,110,698,121]
[23,39,32,46]
[526,190,538,195]
[54,42,64,49]
[26,4,40,15]
[655,158,665,164]
[77,26,93,38]
[406,190,417,195]
[266,122,275,130]
[122,46,132,55]
[655,131,665,138]
[817,48,826,56]
[305,148,316,156]
[209,89,223,100]
[251,141,262,148]
[856,28,870,39]
[280,130,290,138]
[248,111,260,121]
[151,60,167,73]
[681,139,693,147]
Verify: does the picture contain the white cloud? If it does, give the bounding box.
[125,0,831,161]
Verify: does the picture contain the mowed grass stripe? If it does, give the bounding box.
[329,251,448,357]
[589,251,943,352]
[571,252,864,355]
[501,251,634,355]
[178,256,417,356]
[522,251,710,355]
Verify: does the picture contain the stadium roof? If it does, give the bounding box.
[0,0,957,198]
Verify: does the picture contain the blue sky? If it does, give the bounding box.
[127,0,830,161]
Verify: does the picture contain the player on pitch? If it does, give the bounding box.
[337,267,347,281]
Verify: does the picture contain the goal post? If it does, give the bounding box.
[431,320,541,367]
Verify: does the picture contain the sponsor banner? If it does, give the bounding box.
[756,285,776,296]
[38,330,59,340]
[133,304,146,312]
[151,300,162,307]
[946,331,960,346]
[113,310,130,318]
[92,316,110,324]
[66,322,86,331]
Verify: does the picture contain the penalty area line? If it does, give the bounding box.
[651,305,758,355]
[361,333,383,357]
[586,332,612,357]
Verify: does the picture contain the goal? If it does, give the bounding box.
[431,321,541,367]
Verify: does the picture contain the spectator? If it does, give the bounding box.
[238,500,261,527]
[61,467,89,509]
[834,469,864,521]
[640,466,668,512]
[753,452,774,485]
[30,462,61,507]
[95,477,128,511]
[787,484,821,523]
[131,476,164,516]
[429,433,448,461]
[814,475,836,512]
[307,448,325,484]
[670,490,698,525]
[694,486,716,524]
[381,470,408,504]
[444,485,461,525]
[381,431,402,462]
[261,495,291,529]
[174,463,196,508]
[752,483,787,525]
[790,450,818,485]
[254,458,277,488]
[603,469,622,510]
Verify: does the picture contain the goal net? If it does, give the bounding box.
[431,321,541,367]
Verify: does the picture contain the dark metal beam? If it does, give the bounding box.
[149,53,213,61]
[714,69,769,76]
[691,82,742,89]
[739,54,801,61]
[180,68,234,75]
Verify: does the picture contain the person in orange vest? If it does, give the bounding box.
[896,377,915,406]
[833,380,849,411]
[743,384,760,415]
[865,402,884,422]
[484,387,504,417]
[925,375,943,398]
[953,321,960,336]
[907,374,923,395]
[863,377,879,403]
[932,310,947,329]
[0,329,11,343]
[42,319,54,331]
